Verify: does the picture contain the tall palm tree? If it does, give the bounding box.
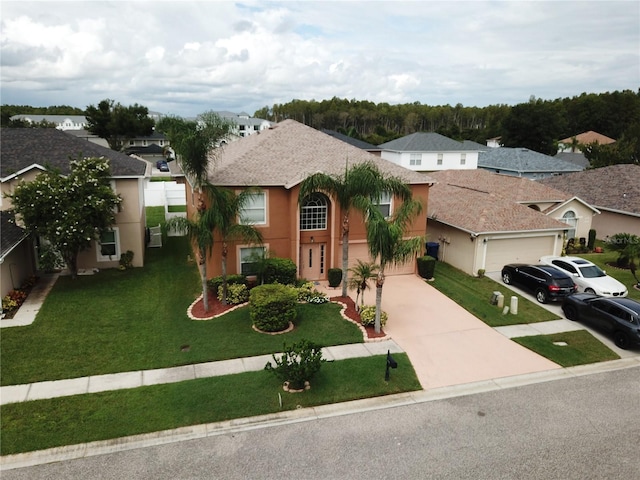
[206,185,263,305]
[298,161,412,297]
[365,198,425,333]
[347,260,379,310]
[166,197,215,312]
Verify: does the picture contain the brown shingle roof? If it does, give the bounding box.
[559,131,615,145]
[427,169,573,234]
[208,120,434,187]
[539,164,640,215]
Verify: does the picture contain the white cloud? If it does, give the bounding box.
[1,1,638,116]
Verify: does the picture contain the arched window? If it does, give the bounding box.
[562,211,577,239]
[300,193,328,231]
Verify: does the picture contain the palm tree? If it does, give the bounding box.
[347,260,379,310]
[298,161,412,297]
[166,197,215,312]
[206,185,263,305]
[365,198,424,333]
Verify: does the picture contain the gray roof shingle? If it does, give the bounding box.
[478,147,585,174]
[0,211,28,260]
[378,132,479,152]
[1,128,147,179]
[208,120,434,187]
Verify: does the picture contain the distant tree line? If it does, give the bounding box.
[2,89,638,164]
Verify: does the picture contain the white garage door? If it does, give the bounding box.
[484,236,555,272]
[348,243,416,276]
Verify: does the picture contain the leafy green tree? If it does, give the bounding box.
[606,233,640,285]
[298,161,412,297]
[156,111,234,192]
[583,122,640,167]
[8,157,122,279]
[365,198,424,333]
[85,99,154,151]
[347,260,379,310]
[501,97,566,155]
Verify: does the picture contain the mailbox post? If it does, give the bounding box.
[385,350,397,381]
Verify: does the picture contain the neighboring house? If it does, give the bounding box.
[486,136,502,148]
[539,164,640,238]
[478,147,585,179]
[426,169,599,275]
[64,129,110,148]
[215,111,273,141]
[186,119,434,281]
[0,210,36,299]
[557,131,615,153]
[321,130,382,156]
[378,132,481,171]
[10,114,88,130]
[1,128,149,277]
[555,152,590,169]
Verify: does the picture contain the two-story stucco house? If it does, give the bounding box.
[1,128,149,295]
[378,132,481,172]
[183,120,434,282]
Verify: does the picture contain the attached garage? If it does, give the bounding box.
[483,235,556,272]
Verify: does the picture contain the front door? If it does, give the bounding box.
[299,243,326,280]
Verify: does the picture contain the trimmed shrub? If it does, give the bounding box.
[328,268,343,287]
[477,269,486,278]
[359,305,388,327]
[587,229,596,250]
[265,339,325,390]
[208,274,247,294]
[417,256,436,279]
[250,283,297,332]
[217,283,249,305]
[263,257,297,285]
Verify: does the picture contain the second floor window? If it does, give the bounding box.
[460,153,466,165]
[241,192,266,225]
[376,192,392,218]
[410,153,422,166]
[437,154,443,165]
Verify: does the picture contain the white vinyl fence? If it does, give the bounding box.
[144,181,187,236]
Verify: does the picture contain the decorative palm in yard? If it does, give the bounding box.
[298,161,412,298]
[347,260,379,311]
[365,198,425,333]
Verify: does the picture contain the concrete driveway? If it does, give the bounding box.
[486,271,639,359]
[377,275,560,389]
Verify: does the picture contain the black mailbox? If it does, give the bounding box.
[385,349,397,381]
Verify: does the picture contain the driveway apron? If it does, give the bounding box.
[379,275,561,389]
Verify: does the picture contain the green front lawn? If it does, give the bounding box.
[0,237,362,386]
[429,262,560,326]
[1,354,421,455]
[513,330,620,366]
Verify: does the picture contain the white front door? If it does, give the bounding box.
[299,243,326,280]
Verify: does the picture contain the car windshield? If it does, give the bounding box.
[579,265,606,278]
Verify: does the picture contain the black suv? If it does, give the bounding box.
[501,264,577,303]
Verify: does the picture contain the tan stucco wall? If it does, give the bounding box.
[549,200,595,240]
[1,239,36,298]
[425,221,476,275]
[592,211,640,238]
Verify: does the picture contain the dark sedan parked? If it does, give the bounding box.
[562,294,640,349]
[501,264,577,303]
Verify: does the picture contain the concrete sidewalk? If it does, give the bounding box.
[1,274,59,328]
[0,340,403,405]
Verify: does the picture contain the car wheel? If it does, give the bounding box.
[614,331,630,350]
[563,305,577,321]
[585,288,596,295]
[535,289,548,304]
[502,272,512,284]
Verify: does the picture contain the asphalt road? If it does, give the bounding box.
[3,366,639,480]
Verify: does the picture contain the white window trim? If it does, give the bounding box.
[300,193,328,231]
[409,153,422,166]
[238,245,267,275]
[460,153,466,165]
[437,153,443,165]
[240,191,267,226]
[96,227,121,262]
[376,192,393,219]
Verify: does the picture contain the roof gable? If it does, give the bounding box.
[539,164,640,215]
[208,120,435,188]
[559,131,616,145]
[1,128,147,180]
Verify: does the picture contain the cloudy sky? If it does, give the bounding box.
[1,1,638,117]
